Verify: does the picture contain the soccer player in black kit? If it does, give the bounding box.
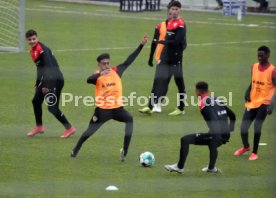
[165,82,236,173]
[26,29,76,138]
[139,1,187,116]
[143,10,172,113]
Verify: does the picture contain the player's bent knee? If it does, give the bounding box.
[181,136,189,144]
[125,115,133,123]
[129,115,133,122]
[48,106,59,115]
[181,134,196,145]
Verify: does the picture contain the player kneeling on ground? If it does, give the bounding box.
[71,35,148,161]
[165,81,236,173]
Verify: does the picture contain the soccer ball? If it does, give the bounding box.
[139,151,155,167]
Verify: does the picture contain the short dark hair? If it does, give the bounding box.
[25,29,37,38]
[258,46,270,54]
[167,0,181,9]
[97,53,110,63]
[196,81,208,93]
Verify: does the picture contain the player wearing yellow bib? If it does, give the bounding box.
[234,46,276,160]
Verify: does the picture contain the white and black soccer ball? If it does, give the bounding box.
[139,151,155,167]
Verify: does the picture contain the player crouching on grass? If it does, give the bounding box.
[71,35,148,161]
[25,29,76,138]
[165,82,236,173]
[234,46,276,160]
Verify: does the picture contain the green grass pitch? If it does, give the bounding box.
[0,0,276,197]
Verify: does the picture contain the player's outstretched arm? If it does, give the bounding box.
[87,73,101,85]
[116,35,148,76]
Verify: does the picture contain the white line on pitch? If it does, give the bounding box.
[259,143,267,146]
[1,40,275,55]
[53,39,276,53]
[39,5,65,9]
[263,21,276,25]
[95,9,165,17]
[26,8,276,29]
[207,18,235,22]
[55,46,134,52]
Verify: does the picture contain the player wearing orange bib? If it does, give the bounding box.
[140,1,187,115]
[146,10,172,113]
[234,46,276,160]
[148,11,171,66]
[71,36,147,161]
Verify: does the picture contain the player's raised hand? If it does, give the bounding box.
[141,35,148,45]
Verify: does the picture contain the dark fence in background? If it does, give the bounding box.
[87,0,161,12]
[91,0,120,2]
[120,0,161,12]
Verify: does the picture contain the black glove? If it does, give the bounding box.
[148,58,153,67]
[267,105,274,115]
[229,124,234,132]
[244,93,251,102]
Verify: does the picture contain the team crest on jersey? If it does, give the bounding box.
[92,116,98,122]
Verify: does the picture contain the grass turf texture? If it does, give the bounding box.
[0,0,276,197]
